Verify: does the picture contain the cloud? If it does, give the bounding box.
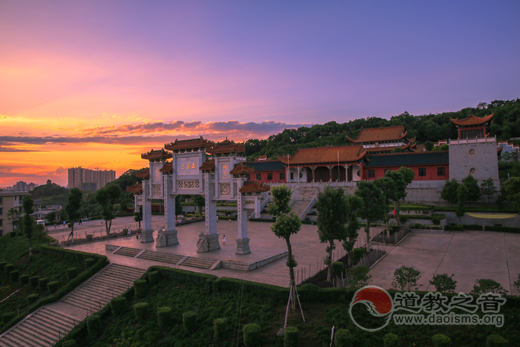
[55,166,67,175]
[0,145,40,152]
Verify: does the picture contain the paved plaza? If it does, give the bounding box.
[55,216,520,294]
[369,231,520,295]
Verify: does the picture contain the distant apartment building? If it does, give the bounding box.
[0,190,29,235]
[3,181,38,192]
[67,167,116,191]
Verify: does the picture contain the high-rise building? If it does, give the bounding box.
[68,167,116,191]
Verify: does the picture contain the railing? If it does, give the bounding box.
[299,196,316,220]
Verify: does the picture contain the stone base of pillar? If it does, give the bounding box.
[197,233,220,252]
[141,229,154,243]
[165,229,179,246]
[235,238,251,255]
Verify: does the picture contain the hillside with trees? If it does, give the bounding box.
[244,99,520,160]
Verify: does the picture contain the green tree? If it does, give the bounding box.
[65,188,83,240]
[175,195,184,216]
[342,195,362,266]
[384,167,414,227]
[134,206,143,230]
[355,181,386,251]
[503,177,520,212]
[193,195,205,216]
[315,187,349,282]
[456,184,468,223]
[470,279,507,296]
[374,177,397,237]
[441,179,460,206]
[392,266,422,291]
[95,184,122,235]
[462,174,481,206]
[6,208,21,234]
[267,186,301,288]
[22,195,35,255]
[480,178,498,203]
[347,265,372,290]
[429,273,457,293]
[424,141,434,151]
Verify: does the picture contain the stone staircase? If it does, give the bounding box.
[114,247,142,257]
[0,307,77,347]
[0,264,145,347]
[180,257,219,270]
[291,200,312,219]
[61,264,144,312]
[138,250,184,265]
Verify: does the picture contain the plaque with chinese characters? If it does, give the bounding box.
[176,157,199,176]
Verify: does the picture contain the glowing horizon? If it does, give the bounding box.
[1,1,519,187]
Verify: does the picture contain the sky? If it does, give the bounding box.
[1,1,519,187]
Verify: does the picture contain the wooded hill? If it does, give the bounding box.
[244,99,520,160]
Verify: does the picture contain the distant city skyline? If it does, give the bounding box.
[1,1,519,187]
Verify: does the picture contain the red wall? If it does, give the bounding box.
[249,170,286,183]
[363,164,449,181]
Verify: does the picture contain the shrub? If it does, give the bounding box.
[19,274,29,285]
[352,248,366,260]
[183,311,198,334]
[110,296,127,315]
[134,302,149,321]
[38,277,49,291]
[9,270,19,282]
[27,293,39,305]
[284,326,299,347]
[29,276,39,287]
[399,215,408,224]
[470,279,508,296]
[85,258,95,268]
[157,306,172,328]
[486,335,508,346]
[331,262,344,277]
[134,279,147,298]
[431,215,443,225]
[429,273,457,293]
[62,340,77,347]
[86,234,93,241]
[391,266,422,291]
[432,334,451,347]
[213,318,228,342]
[9,231,16,238]
[2,312,15,324]
[148,271,159,285]
[47,281,59,294]
[384,333,400,347]
[243,323,261,347]
[299,283,319,291]
[87,315,102,338]
[4,263,14,276]
[334,329,353,347]
[66,267,78,281]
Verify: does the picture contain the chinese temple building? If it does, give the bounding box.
[450,114,493,139]
[347,125,417,154]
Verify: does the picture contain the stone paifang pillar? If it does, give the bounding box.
[141,179,154,243]
[202,172,220,252]
[163,174,178,245]
[235,178,251,255]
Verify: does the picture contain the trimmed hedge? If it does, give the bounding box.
[486,225,520,233]
[334,329,353,347]
[486,334,508,346]
[134,279,147,298]
[157,306,172,328]
[87,315,101,338]
[0,245,108,336]
[445,225,463,231]
[62,340,77,347]
[66,267,78,281]
[463,224,483,231]
[2,312,14,324]
[85,258,96,268]
[148,271,159,285]
[9,270,19,282]
[243,323,261,347]
[27,294,39,305]
[4,263,14,276]
[183,311,198,334]
[19,274,29,285]
[284,326,299,347]
[38,277,49,291]
[110,296,127,315]
[47,281,59,294]
[384,333,400,347]
[134,302,148,321]
[332,262,344,276]
[213,318,228,342]
[432,334,451,347]
[29,276,39,287]
[0,261,6,272]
